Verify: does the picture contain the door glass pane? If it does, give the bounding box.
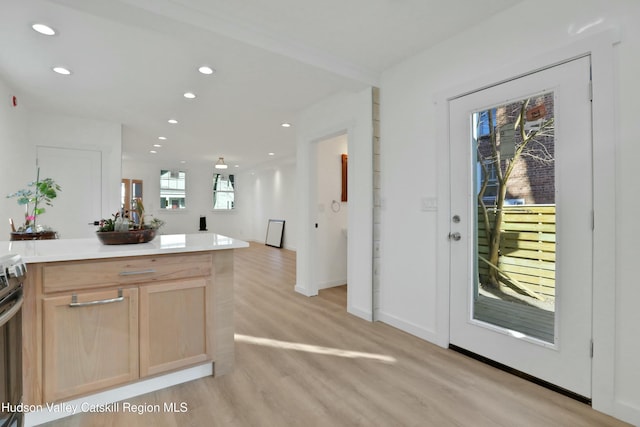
[472,92,556,343]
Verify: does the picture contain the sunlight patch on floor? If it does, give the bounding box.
[235,334,397,364]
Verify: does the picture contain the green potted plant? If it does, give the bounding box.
[6,168,62,240]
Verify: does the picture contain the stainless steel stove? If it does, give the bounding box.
[0,254,26,427]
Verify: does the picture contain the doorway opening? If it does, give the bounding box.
[313,133,349,309]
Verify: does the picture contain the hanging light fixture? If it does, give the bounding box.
[215,157,228,169]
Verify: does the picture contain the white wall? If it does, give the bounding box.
[0,81,32,238]
[0,80,121,239]
[243,159,297,250]
[315,134,348,289]
[123,158,236,236]
[378,0,640,424]
[295,88,373,321]
[28,111,122,236]
[0,86,294,243]
[122,156,297,249]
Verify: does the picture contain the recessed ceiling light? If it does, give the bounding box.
[150,150,158,154]
[183,92,196,99]
[158,136,167,140]
[281,123,291,128]
[32,23,56,36]
[52,67,71,75]
[234,165,240,168]
[198,66,215,75]
[180,160,187,164]
[153,144,162,148]
[268,152,275,156]
[168,119,178,124]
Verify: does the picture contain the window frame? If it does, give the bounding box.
[160,169,187,210]
[212,173,235,211]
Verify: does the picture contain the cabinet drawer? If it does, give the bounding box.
[42,287,139,402]
[42,253,212,293]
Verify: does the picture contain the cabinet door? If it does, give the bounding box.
[42,288,139,402]
[139,278,209,377]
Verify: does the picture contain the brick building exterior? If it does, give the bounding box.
[477,92,555,205]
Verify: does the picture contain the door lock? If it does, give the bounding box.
[448,232,461,241]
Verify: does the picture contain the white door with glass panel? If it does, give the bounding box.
[449,56,593,398]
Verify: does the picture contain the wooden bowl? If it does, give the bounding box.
[10,231,58,241]
[96,229,157,245]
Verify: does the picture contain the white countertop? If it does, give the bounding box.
[0,233,249,263]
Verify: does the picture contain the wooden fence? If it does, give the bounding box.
[477,205,556,299]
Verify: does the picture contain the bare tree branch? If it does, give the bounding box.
[476,96,554,294]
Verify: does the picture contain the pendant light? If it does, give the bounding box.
[215,157,228,169]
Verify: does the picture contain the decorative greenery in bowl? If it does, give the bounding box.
[6,168,61,239]
[96,199,164,245]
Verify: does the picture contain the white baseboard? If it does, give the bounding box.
[294,284,318,297]
[377,311,447,348]
[317,279,347,290]
[347,305,372,322]
[248,239,296,252]
[24,363,213,427]
[613,399,640,426]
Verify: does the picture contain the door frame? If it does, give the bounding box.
[297,124,373,320]
[449,56,594,397]
[308,131,350,294]
[294,89,375,322]
[435,30,617,413]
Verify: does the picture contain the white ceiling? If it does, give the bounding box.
[0,0,522,169]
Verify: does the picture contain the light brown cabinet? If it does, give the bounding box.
[42,287,139,403]
[22,250,235,405]
[139,278,209,377]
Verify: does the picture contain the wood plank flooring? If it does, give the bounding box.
[43,242,629,427]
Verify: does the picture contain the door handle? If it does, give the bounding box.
[119,269,156,276]
[69,289,124,308]
[449,232,461,241]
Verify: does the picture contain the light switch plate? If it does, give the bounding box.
[421,197,437,211]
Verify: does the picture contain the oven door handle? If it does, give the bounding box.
[0,293,23,328]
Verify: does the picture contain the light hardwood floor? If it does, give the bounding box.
[43,242,629,427]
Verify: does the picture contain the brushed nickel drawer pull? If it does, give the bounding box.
[119,269,156,276]
[70,289,124,307]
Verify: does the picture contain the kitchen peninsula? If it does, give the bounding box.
[2,233,248,425]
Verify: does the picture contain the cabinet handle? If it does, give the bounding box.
[69,289,124,308]
[118,269,156,276]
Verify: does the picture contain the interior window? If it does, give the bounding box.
[160,170,186,209]
[213,173,235,210]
